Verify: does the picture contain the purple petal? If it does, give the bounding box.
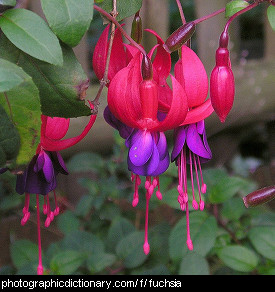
[16,154,56,195]
[156,132,168,160]
[129,131,153,166]
[171,126,186,162]
[104,106,132,139]
[196,120,205,135]
[34,151,45,173]
[51,151,69,175]
[151,152,170,176]
[186,124,212,159]
[128,141,159,176]
[42,152,54,183]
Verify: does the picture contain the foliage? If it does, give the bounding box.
[1,133,274,275]
[0,0,274,276]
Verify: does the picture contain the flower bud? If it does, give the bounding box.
[141,54,153,80]
[131,12,143,44]
[243,185,275,208]
[163,22,196,53]
[210,46,235,123]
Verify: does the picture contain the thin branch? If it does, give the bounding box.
[94,4,146,56]
[91,1,118,112]
[176,0,186,24]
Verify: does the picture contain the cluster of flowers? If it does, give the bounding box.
[0,10,238,275]
[92,19,235,255]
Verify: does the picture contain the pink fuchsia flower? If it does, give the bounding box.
[105,31,188,254]
[171,120,212,250]
[171,44,213,250]
[210,31,235,122]
[16,102,96,275]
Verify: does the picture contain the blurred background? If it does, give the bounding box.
[0,0,274,275]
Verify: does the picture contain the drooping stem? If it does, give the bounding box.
[223,2,259,33]
[91,1,118,110]
[175,0,186,24]
[194,7,225,25]
[94,4,146,56]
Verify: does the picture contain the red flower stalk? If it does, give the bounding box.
[210,31,235,122]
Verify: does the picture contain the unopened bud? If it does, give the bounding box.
[243,185,275,208]
[131,12,143,44]
[141,54,153,80]
[163,22,196,53]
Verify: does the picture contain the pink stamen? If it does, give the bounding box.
[154,177,162,200]
[53,190,60,216]
[143,190,151,255]
[36,194,43,275]
[21,193,30,225]
[197,156,207,194]
[44,194,54,227]
[189,151,198,210]
[43,196,48,215]
[132,174,140,207]
[185,201,193,251]
[193,153,204,211]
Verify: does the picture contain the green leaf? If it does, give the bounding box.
[99,0,143,22]
[0,59,24,92]
[179,252,210,275]
[0,61,41,166]
[169,212,218,262]
[225,0,250,18]
[41,0,93,47]
[50,250,86,275]
[218,245,259,272]
[87,252,116,273]
[10,240,39,269]
[62,230,104,255]
[0,34,90,118]
[116,231,148,269]
[0,8,63,66]
[221,197,246,221]
[248,227,275,261]
[57,210,80,234]
[0,105,20,166]
[107,217,135,252]
[267,5,275,31]
[67,152,105,173]
[208,174,252,204]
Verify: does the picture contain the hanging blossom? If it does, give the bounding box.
[169,44,214,250]
[94,25,189,254]
[15,101,97,275]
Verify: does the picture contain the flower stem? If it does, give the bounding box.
[223,2,259,33]
[93,4,146,56]
[175,0,186,24]
[194,7,226,25]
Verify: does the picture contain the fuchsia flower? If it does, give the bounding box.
[171,45,213,250]
[95,23,214,254]
[16,102,96,275]
[210,31,235,122]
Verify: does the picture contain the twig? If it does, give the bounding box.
[94,4,146,56]
[175,0,186,24]
[91,1,118,113]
